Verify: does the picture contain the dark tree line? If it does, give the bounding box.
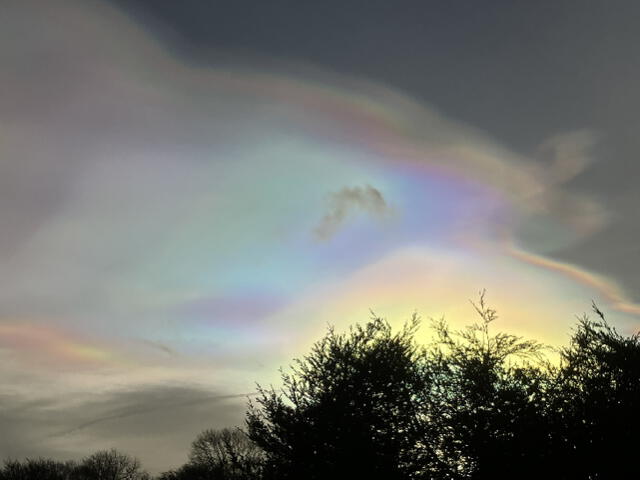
[0,449,150,480]
[4,295,639,479]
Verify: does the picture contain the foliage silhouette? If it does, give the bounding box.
[417,292,550,479]
[0,458,77,480]
[244,293,640,479]
[548,302,640,479]
[75,449,149,480]
[156,463,212,480]
[191,427,261,479]
[0,450,149,480]
[246,314,429,480]
[157,427,261,480]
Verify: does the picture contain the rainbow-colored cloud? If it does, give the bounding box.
[0,1,638,463]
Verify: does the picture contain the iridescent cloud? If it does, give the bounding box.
[1,0,638,470]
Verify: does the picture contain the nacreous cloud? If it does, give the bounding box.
[1,0,639,473]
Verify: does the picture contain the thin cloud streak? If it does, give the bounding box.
[49,392,256,439]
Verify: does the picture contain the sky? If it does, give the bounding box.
[2,0,640,474]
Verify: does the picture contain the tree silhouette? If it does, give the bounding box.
[417,292,550,479]
[157,428,262,480]
[189,428,262,479]
[549,303,640,479]
[156,463,212,480]
[75,449,149,480]
[0,458,77,480]
[246,315,429,480]
[245,292,558,480]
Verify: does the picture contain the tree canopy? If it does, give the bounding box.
[246,315,428,480]
[0,449,149,480]
[548,303,640,479]
[244,295,640,480]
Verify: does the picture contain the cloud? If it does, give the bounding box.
[509,130,607,253]
[136,339,178,357]
[314,185,392,241]
[178,292,286,325]
[538,129,599,185]
[0,393,69,462]
[49,389,253,439]
[1,0,639,472]
[0,385,251,474]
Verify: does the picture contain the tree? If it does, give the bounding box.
[0,458,77,480]
[549,303,640,479]
[188,428,262,479]
[245,291,556,480]
[75,449,149,480]
[246,315,429,480]
[157,428,262,480]
[418,292,550,480]
[156,463,211,480]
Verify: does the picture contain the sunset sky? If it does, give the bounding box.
[2,0,639,473]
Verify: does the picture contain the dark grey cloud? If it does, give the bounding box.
[109,0,639,146]
[0,394,70,461]
[0,385,251,475]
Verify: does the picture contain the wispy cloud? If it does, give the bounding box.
[49,389,254,439]
[538,129,599,184]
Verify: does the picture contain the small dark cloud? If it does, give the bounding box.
[314,185,392,241]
